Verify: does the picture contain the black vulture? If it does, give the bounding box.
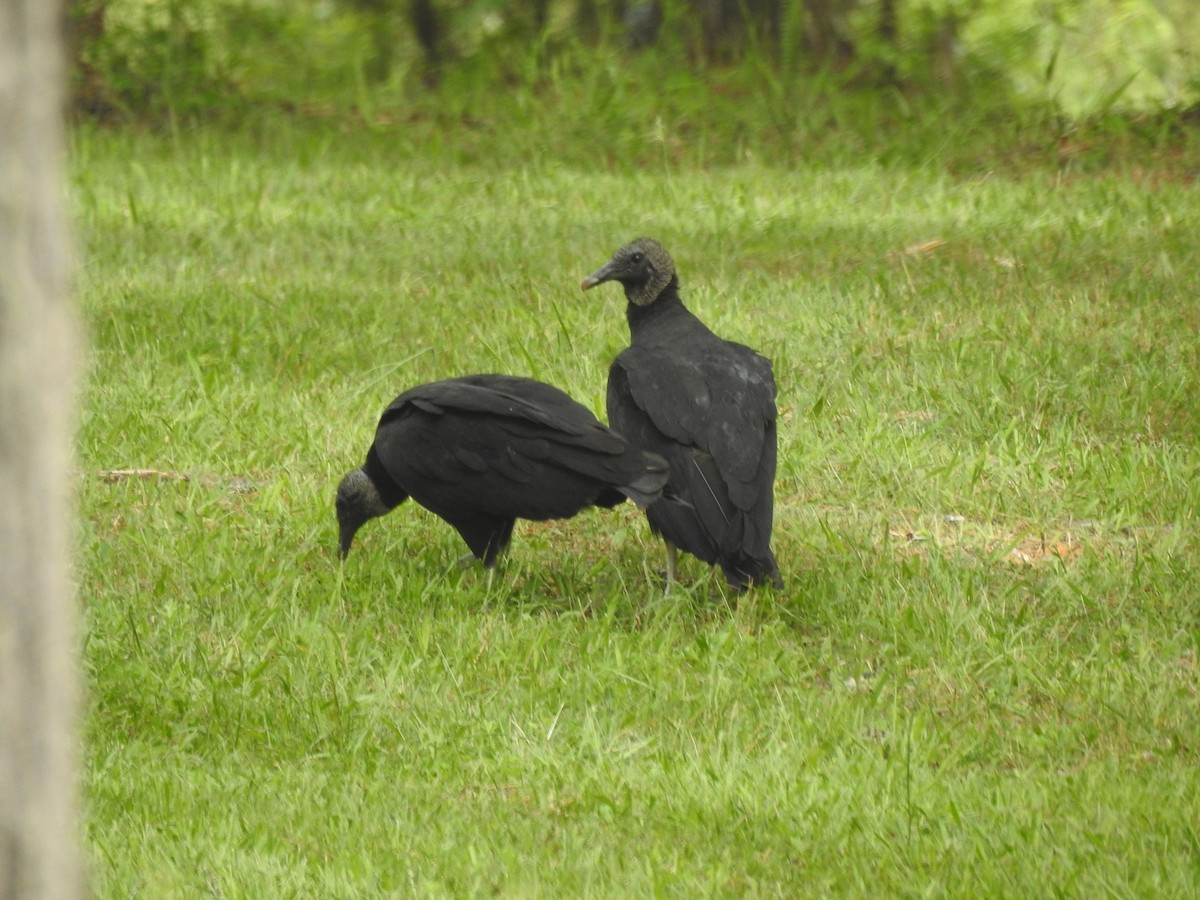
[581,238,783,591]
[336,374,670,567]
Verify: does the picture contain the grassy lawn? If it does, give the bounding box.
[76,108,1200,896]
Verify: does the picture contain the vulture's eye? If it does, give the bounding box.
[630,252,644,264]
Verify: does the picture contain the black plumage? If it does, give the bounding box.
[582,238,783,591]
[336,374,670,567]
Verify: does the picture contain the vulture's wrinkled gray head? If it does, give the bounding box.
[335,467,389,559]
[581,238,676,307]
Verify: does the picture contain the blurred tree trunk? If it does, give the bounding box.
[878,0,897,45]
[0,0,83,897]
[408,0,449,83]
[802,0,856,63]
[878,0,898,83]
[529,0,551,34]
[64,0,113,115]
[576,0,627,46]
[928,8,962,88]
[347,0,396,81]
[696,0,784,61]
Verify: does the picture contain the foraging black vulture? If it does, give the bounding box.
[581,238,783,591]
[336,374,670,567]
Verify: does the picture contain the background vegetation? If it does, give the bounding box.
[68,0,1200,122]
[73,0,1199,895]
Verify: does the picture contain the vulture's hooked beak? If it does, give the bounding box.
[337,515,360,560]
[580,261,616,291]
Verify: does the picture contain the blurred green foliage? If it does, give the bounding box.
[68,0,1199,122]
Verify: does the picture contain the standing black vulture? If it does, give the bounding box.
[581,238,783,591]
[336,374,670,568]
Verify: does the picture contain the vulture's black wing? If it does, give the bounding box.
[375,376,668,526]
[608,339,778,585]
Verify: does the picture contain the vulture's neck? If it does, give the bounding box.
[625,277,691,336]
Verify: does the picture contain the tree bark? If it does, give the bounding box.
[0,0,83,897]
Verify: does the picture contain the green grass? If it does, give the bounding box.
[75,107,1200,896]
